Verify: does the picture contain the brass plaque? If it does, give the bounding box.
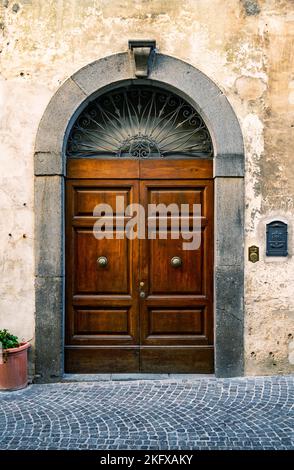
[249,245,259,263]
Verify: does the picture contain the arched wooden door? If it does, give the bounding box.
[64,85,214,373]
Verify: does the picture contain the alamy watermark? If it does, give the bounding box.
[93,196,202,250]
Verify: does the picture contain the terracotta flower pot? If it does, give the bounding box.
[0,342,30,391]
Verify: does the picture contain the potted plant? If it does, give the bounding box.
[0,329,30,391]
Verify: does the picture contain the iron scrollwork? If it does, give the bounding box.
[66,85,213,159]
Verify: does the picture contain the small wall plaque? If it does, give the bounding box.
[249,245,259,263]
[266,221,288,257]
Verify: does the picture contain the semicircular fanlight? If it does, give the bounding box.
[66,85,213,159]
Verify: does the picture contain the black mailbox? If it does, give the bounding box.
[266,221,288,257]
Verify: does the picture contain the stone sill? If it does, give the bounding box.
[62,373,216,382]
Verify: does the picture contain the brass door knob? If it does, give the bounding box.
[97,256,108,268]
[170,256,182,268]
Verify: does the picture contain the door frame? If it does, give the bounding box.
[34,52,244,381]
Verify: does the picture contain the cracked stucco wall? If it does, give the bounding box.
[0,0,293,376]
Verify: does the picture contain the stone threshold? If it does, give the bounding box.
[62,373,215,382]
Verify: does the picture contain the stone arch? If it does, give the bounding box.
[34,52,244,381]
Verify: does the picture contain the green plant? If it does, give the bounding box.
[0,329,20,350]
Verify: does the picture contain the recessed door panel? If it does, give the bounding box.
[148,308,204,336]
[75,188,130,216]
[75,229,130,294]
[74,308,131,335]
[148,231,204,295]
[148,188,204,213]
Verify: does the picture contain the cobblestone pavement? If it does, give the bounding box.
[0,375,293,450]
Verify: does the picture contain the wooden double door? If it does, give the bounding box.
[65,158,214,373]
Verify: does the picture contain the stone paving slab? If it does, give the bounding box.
[0,375,293,450]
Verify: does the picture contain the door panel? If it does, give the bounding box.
[75,230,129,294]
[75,188,130,216]
[74,308,130,335]
[67,159,140,179]
[139,158,213,179]
[65,160,214,373]
[149,233,204,294]
[148,188,204,209]
[147,308,204,336]
[141,305,209,346]
[65,347,140,374]
[140,347,214,374]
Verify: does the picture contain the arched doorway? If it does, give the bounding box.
[34,52,244,381]
[64,84,214,373]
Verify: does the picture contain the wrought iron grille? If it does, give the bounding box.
[66,85,213,158]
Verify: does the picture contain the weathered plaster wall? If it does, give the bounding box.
[0,0,293,376]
